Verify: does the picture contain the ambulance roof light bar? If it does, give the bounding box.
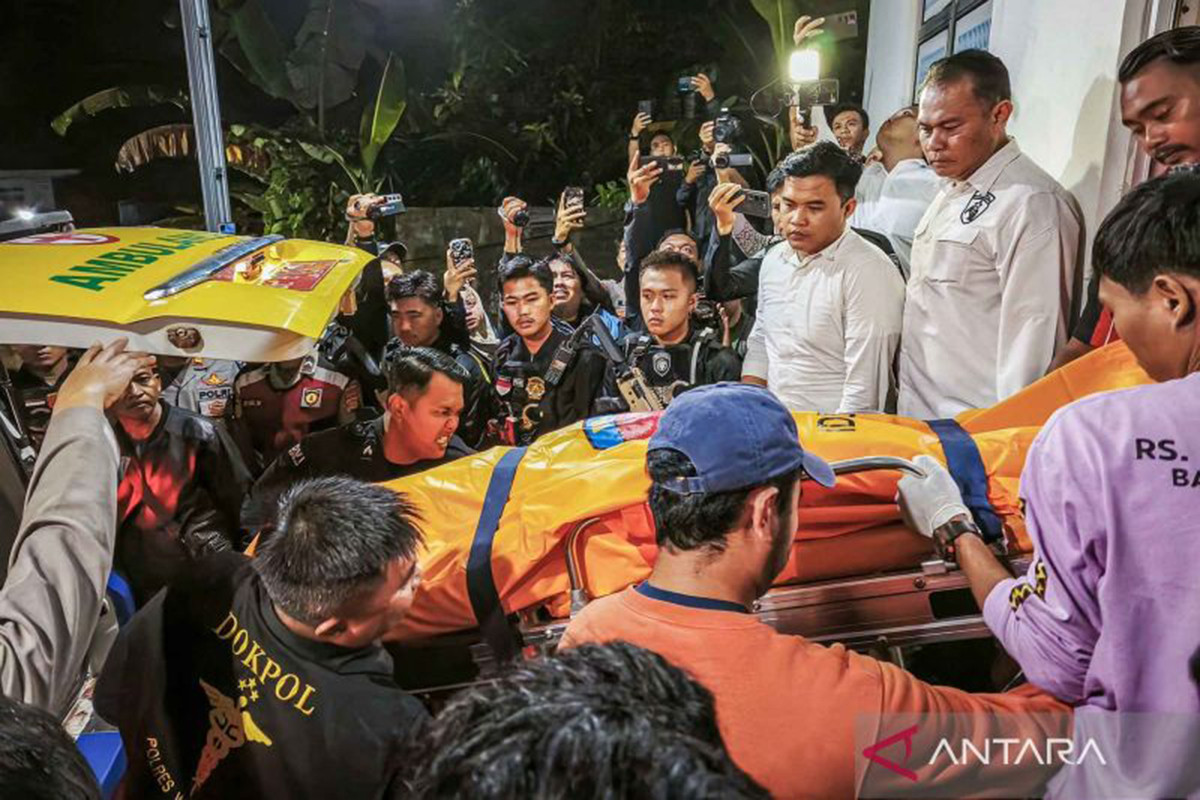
[143,234,284,301]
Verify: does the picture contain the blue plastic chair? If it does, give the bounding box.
[77,731,125,799]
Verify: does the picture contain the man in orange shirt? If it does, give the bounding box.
[560,383,1069,799]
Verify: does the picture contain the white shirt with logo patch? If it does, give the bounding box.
[898,139,1083,419]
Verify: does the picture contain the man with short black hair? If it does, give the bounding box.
[829,101,870,160]
[596,250,741,412]
[1052,25,1200,370]
[899,49,1083,417]
[488,257,607,445]
[405,641,768,799]
[241,347,472,532]
[561,383,1068,798]
[731,142,904,412]
[97,476,430,800]
[625,139,745,331]
[704,161,901,303]
[388,267,490,447]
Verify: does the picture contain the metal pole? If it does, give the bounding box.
[180,0,234,233]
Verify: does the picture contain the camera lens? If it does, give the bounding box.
[512,209,530,227]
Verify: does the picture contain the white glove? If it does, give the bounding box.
[896,455,970,538]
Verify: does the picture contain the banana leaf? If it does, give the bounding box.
[358,53,407,181]
[51,86,188,137]
[298,141,367,192]
[747,0,802,73]
[286,0,370,113]
[217,0,294,102]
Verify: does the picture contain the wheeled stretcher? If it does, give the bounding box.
[385,343,1147,696]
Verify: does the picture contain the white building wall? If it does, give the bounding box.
[863,2,922,135]
[864,0,1171,266]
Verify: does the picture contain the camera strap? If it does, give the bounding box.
[690,330,715,385]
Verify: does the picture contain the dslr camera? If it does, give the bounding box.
[710,109,753,170]
[675,76,697,120]
[713,110,741,145]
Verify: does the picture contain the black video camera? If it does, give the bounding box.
[710,109,753,170]
[675,76,697,120]
[498,203,530,228]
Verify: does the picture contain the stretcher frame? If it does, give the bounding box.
[456,457,1027,686]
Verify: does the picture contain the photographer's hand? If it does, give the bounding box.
[691,73,716,103]
[699,121,716,155]
[684,160,706,186]
[708,183,745,237]
[790,107,818,151]
[711,143,739,183]
[793,15,826,45]
[627,157,662,206]
[631,112,652,138]
[345,193,381,242]
[444,250,477,303]
[500,196,527,253]
[554,194,587,248]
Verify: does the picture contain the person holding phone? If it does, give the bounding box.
[549,188,624,341]
[379,263,491,449]
[628,109,676,165]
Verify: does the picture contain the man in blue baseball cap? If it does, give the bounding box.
[561,382,1068,798]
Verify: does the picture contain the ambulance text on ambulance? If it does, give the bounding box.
[48,231,224,291]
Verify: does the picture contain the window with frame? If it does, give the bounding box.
[914,0,994,97]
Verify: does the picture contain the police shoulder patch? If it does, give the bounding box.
[299,388,323,408]
[288,442,306,466]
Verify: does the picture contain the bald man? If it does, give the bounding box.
[858,107,940,276]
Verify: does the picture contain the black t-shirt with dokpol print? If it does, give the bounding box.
[95,551,428,799]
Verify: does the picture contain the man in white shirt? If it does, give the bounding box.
[851,159,888,230]
[899,50,1083,419]
[716,142,905,413]
[863,106,941,278]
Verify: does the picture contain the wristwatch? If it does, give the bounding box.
[932,517,981,563]
[550,237,569,249]
[629,134,639,140]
